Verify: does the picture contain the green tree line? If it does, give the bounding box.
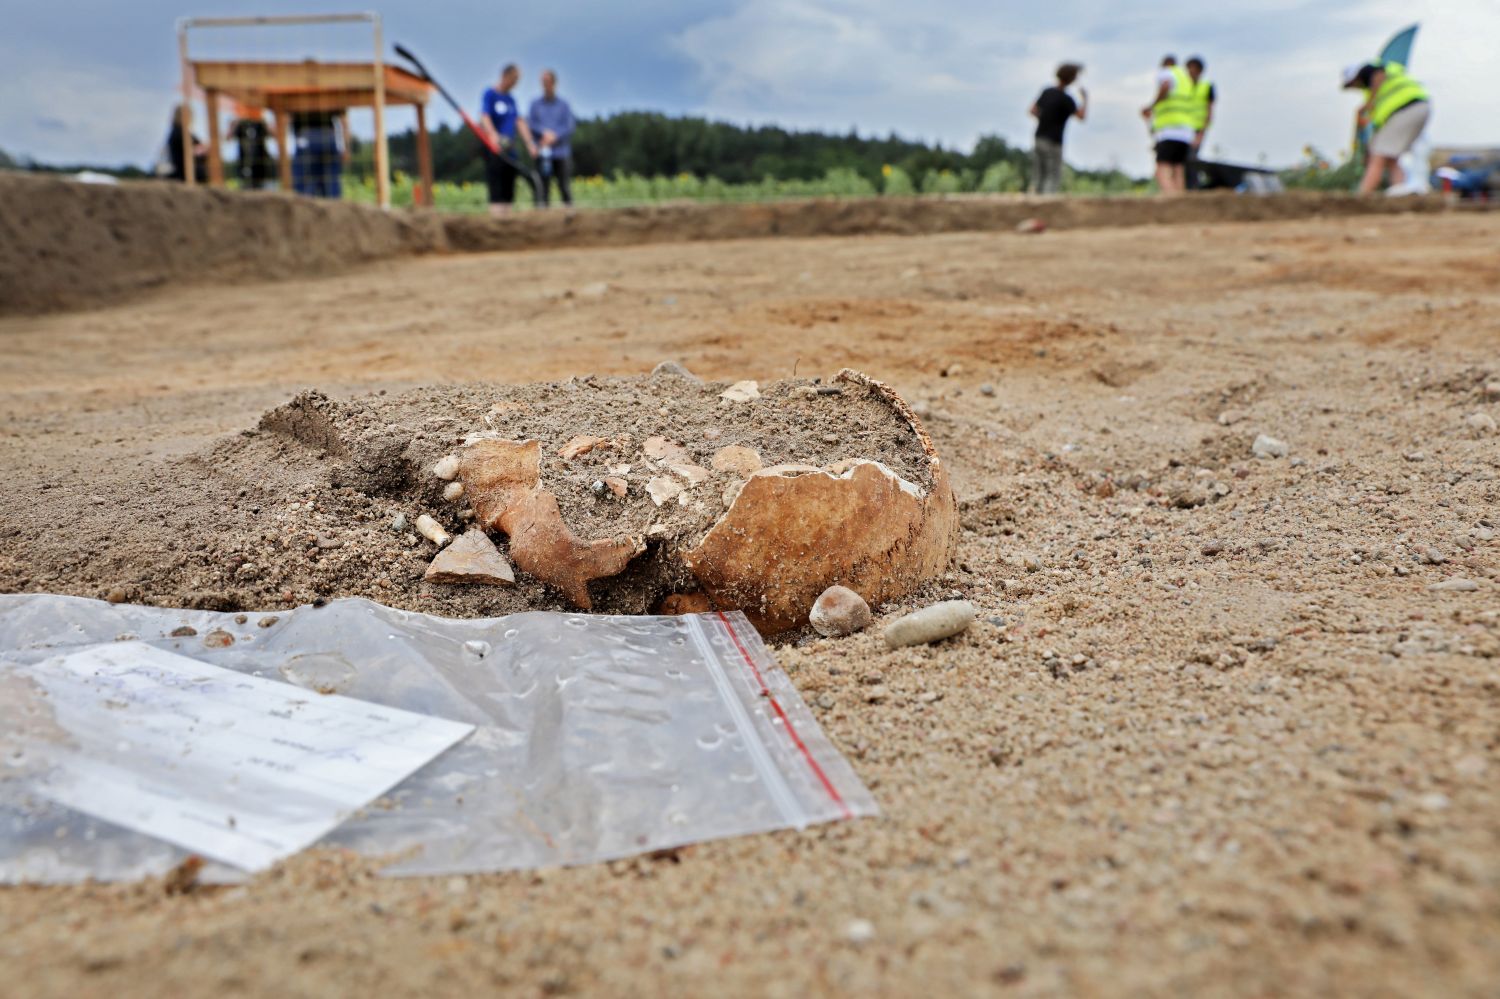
[382,112,1136,191]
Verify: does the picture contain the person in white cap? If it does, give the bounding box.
[1343,61,1431,195]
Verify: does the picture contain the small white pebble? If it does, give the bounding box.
[884,601,977,649]
[443,480,465,502]
[433,454,461,480]
[843,919,876,944]
[415,514,451,547]
[1252,434,1289,459]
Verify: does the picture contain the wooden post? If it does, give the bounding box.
[205,90,224,186]
[274,110,293,191]
[415,102,435,209]
[371,16,390,208]
[178,27,195,187]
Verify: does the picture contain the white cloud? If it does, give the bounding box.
[5,0,1497,173]
[671,0,1021,141]
[670,0,1500,173]
[0,47,172,165]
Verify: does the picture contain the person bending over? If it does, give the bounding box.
[1344,61,1430,195]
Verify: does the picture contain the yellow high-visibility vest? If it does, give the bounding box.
[1152,66,1199,131]
[1187,76,1214,130]
[1370,62,1428,129]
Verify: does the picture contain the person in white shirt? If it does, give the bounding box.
[1142,56,1195,196]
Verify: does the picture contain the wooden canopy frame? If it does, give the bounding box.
[178,14,435,208]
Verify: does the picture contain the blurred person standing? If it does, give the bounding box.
[1028,63,1087,195]
[528,69,577,207]
[479,63,539,216]
[290,109,343,198]
[228,104,274,190]
[162,104,206,182]
[1142,55,1196,195]
[1343,61,1430,195]
[1181,56,1215,190]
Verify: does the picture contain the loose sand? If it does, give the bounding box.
[1,206,1498,996]
[0,373,930,620]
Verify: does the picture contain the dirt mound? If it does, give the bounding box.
[0,172,447,314]
[0,370,940,625]
[443,189,1450,254]
[1,170,1454,316]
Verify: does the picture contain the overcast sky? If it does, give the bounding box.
[3,0,1495,175]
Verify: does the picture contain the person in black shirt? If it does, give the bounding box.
[229,104,275,190]
[163,104,206,183]
[1029,64,1087,194]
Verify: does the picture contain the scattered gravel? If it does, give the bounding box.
[3,210,1499,998]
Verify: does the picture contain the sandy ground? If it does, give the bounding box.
[0,171,1444,314]
[2,210,1499,996]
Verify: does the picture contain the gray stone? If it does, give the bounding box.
[424,529,515,586]
[1169,484,1209,509]
[651,360,701,383]
[884,600,977,649]
[1252,434,1289,459]
[1428,578,1480,592]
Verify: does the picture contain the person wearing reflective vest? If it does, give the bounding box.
[1343,61,1431,195]
[1142,56,1198,195]
[1182,56,1215,190]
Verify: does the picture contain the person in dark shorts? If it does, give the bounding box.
[479,63,539,215]
[1182,56,1215,190]
[528,69,577,207]
[1142,55,1195,195]
[1028,63,1087,194]
[229,104,274,190]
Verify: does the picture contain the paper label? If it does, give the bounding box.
[16,643,473,871]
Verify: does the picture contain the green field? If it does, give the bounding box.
[343,163,1147,212]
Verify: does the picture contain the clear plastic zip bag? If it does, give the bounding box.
[0,595,877,883]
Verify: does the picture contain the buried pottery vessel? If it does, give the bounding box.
[449,369,957,633]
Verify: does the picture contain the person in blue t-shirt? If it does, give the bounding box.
[479,63,538,215]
